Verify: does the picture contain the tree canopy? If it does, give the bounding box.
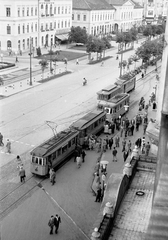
[68,26,88,44]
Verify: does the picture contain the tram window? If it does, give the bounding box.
[68,140,71,148]
[57,148,61,156]
[43,158,46,165]
[62,145,68,153]
[120,104,122,109]
[39,158,42,165]
[51,152,56,160]
[94,121,98,128]
[72,137,75,145]
[35,157,38,164]
[114,107,117,113]
[32,156,35,163]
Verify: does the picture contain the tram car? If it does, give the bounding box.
[30,129,79,176]
[97,93,130,122]
[70,109,106,146]
[115,76,136,93]
[97,84,122,103]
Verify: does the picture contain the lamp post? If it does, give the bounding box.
[119,42,124,77]
[29,36,33,86]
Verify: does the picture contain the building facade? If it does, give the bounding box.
[0,0,72,52]
[72,0,115,36]
[106,0,143,32]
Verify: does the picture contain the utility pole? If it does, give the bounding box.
[50,43,52,73]
[119,43,124,77]
[29,36,33,86]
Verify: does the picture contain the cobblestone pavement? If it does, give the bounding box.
[109,171,155,240]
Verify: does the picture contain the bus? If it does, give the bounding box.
[97,93,130,122]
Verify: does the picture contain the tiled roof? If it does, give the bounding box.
[73,0,115,10]
[131,0,143,8]
[106,0,128,5]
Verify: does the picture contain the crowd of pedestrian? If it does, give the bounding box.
[48,214,61,235]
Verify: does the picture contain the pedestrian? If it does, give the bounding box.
[54,214,61,234]
[19,166,26,182]
[48,216,55,234]
[116,55,119,60]
[123,149,129,162]
[141,73,144,78]
[16,155,23,169]
[108,137,113,150]
[130,124,134,136]
[76,59,79,65]
[105,135,109,150]
[6,139,11,153]
[115,136,120,148]
[145,142,151,156]
[74,148,78,162]
[122,138,126,152]
[0,132,4,146]
[15,56,19,62]
[112,147,117,162]
[95,185,102,202]
[141,137,146,154]
[81,149,86,162]
[143,122,148,135]
[101,61,104,67]
[127,140,132,153]
[76,155,82,168]
[49,168,56,185]
[120,125,124,137]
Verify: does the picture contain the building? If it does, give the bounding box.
[72,0,115,36]
[0,0,72,52]
[106,0,143,32]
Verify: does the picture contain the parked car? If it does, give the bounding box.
[76,43,84,46]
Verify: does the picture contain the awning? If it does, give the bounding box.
[56,33,69,41]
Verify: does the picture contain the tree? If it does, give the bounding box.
[143,25,153,39]
[130,27,138,42]
[86,35,105,60]
[131,55,139,69]
[39,59,48,79]
[69,26,88,44]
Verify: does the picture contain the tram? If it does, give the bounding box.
[97,93,130,122]
[30,129,79,176]
[70,109,106,146]
[115,76,136,93]
[30,110,106,176]
[97,84,122,103]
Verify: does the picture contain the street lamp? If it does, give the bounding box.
[28,36,33,86]
[119,42,124,77]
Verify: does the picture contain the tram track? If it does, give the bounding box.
[0,174,45,221]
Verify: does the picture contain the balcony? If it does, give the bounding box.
[46,14,49,17]
[41,29,45,32]
[41,14,45,17]
[50,14,54,16]
[46,29,49,31]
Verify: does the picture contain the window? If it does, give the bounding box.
[35,23,37,31]
[7,40,12,48]
[31,23,33,32]
[69,6,71,14]
[54,7,56,14]
[23,24,25,33]
[27,38,29,48]
[27,24,29,33]
[7,25,11,34]
[62,7,64,14]
[18,40,20,50]
[65,20,67,28]
[57,148,61,156]
[6,7,11,17]
[58,21,60,28]
[23,39,25,50]
[18,25,20,34]
[50,22,52,30]
[50,5,52,15]
[41,24,43,31]
[22,8,25,16]
[31,7,33,16]
[41,36,44,46]
[41,4,43,9]
[77,14,80,20]
[72,14,74,20]
[83,15,86,21]
[68,140,71,148]
[54,22,56,29]
[27,7,29,16]
[62,144,68,153]
[68,20,70,27]
[58,7,60,14]
[39,158,42,165]
[65,7,67,14]
[61,21,63,28]
[18,8,20,17]
[35,8,37,16]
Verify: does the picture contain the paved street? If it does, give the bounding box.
[0,39,159,240]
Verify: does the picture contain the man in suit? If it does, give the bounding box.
[54,214,61,234]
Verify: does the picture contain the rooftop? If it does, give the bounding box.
[73,0,115,10]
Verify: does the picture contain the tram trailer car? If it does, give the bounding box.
[97,84,122,103]
[97,93,130,122]
[70,109,106,146]
[30,129,79,176]
[115,76,136,93]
